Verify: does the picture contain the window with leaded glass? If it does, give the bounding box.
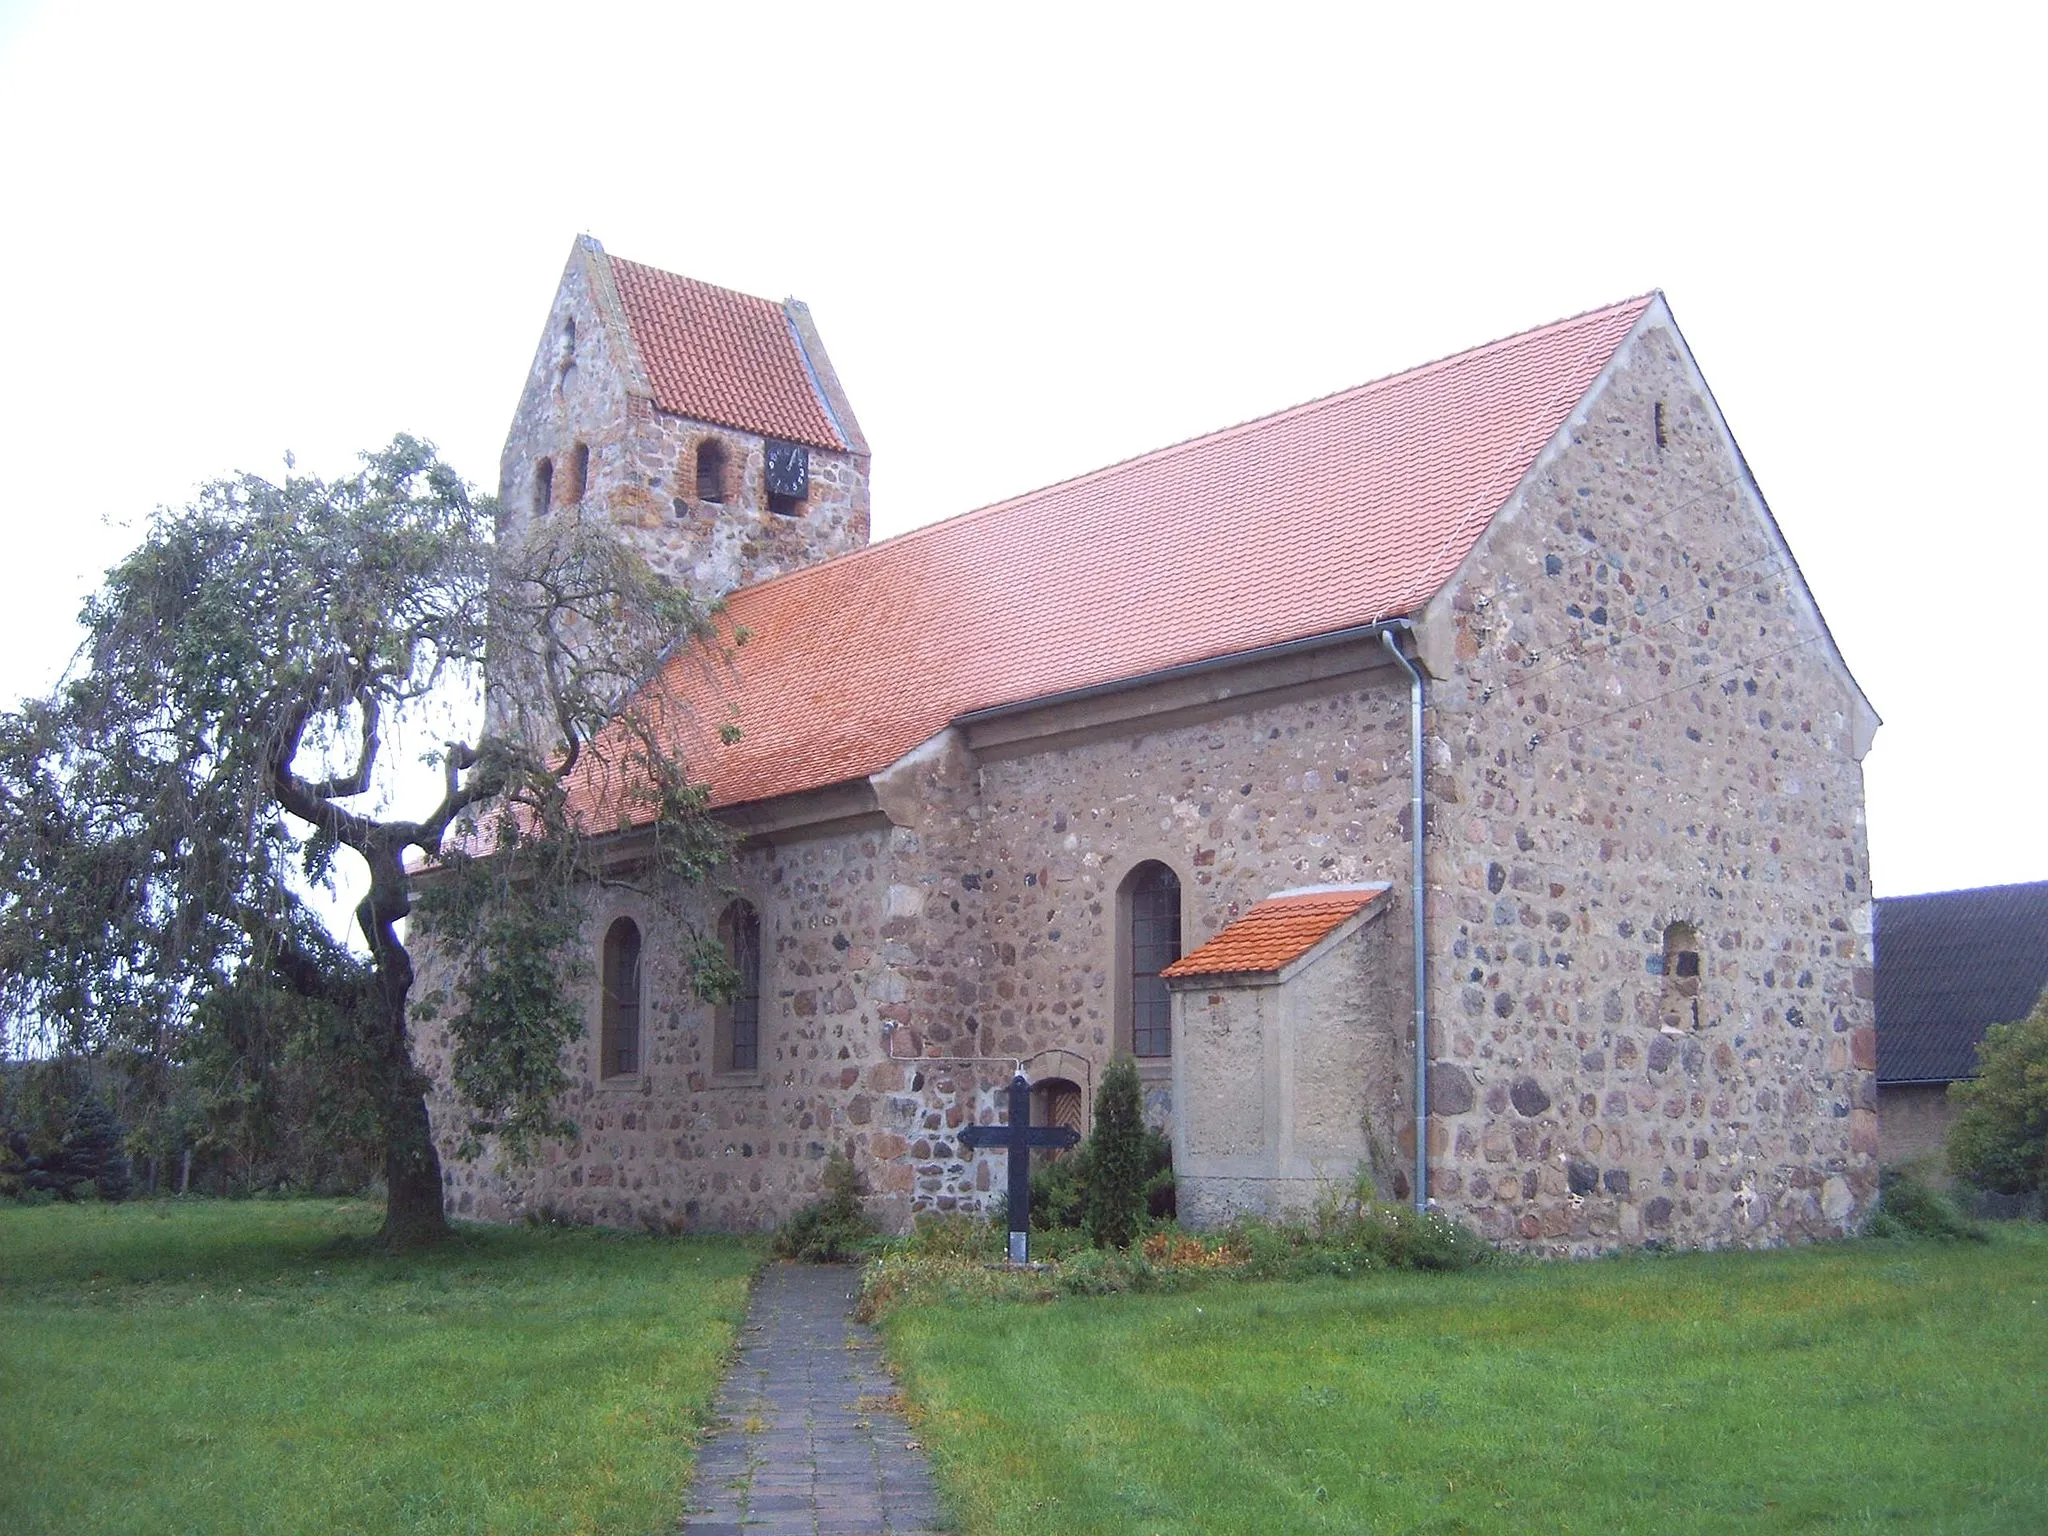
[600,916,641,1078]
[1127,863,1181,1058]
[719,900,761,1073]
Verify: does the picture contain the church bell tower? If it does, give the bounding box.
[497,235,871,599]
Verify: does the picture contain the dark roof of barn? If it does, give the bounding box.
[1875,881,2048,1084]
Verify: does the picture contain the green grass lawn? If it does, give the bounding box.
[883,1226,2048,1535]
[0,1199,761,1535]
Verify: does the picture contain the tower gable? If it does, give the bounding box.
[497,237,871,599]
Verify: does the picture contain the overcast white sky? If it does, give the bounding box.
[0,1,2040,901]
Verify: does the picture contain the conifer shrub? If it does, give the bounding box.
[0,1060,132,1202]
[1026,1144,1087,1230]
[1023,1118,1171,1233]
[772,1152,881,1262]
[1083,1055,1151,1249]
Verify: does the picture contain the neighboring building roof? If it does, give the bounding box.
[606,255,849,452]
[1875,881,2048,1084]
[567,293,1654,821]
[1162,886,1389,979]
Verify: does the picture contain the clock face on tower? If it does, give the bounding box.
[764,440,810,500]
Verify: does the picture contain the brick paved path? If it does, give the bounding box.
[680,1263,951,1535]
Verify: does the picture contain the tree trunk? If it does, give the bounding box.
[378,1077,448,1248]
[360,845,449,1248]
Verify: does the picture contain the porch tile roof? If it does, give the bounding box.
[1162,887,1389,979]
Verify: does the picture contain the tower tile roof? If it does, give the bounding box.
[607,255,848,451]
[1162,887,1390,979]
[567,293,1655,822]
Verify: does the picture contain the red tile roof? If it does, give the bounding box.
[607,256,847,451]
[566,295,1653,822]
[1162,887,1390,978]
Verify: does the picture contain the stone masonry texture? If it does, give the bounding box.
[418,302,1876,1253]
[1414,322,1877,1251]
[487,242,869,754]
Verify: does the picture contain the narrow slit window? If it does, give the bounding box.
[719,900,761,1073]
[556,316,577,390]
[1662,920,1704,1030]
[533,457,554,518]
[695,441,726,504]
[600,917,642,1077]
[1127,863,1182,1058]
[568,441,590,503]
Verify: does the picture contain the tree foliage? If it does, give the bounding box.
[1,1059,133,1202]
[0,437,731,1243]
[1946,990,2048,1198]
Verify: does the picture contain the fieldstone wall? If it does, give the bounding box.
[420,669,1423,1230]
[911,678,1419,1219]
[1415,320,1878,1252]
[418,825,899,1232]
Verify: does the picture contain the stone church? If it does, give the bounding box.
[419,236,1881,1253]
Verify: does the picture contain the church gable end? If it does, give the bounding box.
[1414,305,1878,1247]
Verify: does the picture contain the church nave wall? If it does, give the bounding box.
[878,673,1423,1220]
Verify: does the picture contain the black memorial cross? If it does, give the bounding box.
[959,1073,1081,1265]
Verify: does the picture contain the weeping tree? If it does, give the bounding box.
[0,436,731,1245]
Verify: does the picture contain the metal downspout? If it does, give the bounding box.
[1380,627,1429,1211]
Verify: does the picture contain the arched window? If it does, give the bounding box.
[1661,920,1703,1031]
[533,457,554,518]
[695,440,727,504]
[716,900,761,1073]
[567,441,590,503]
[1120,862,1182,1058]
[600,917,642,1078]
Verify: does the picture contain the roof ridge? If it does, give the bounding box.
[605,250,788,316]
[1264,883,1392,901]
[718,292,1658,608]
[1881,879,2048,903]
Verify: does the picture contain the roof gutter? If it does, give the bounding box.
[954,618,1409,728]
[1379,624,1431,1213]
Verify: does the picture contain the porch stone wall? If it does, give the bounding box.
[1169,905,1404,1226]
